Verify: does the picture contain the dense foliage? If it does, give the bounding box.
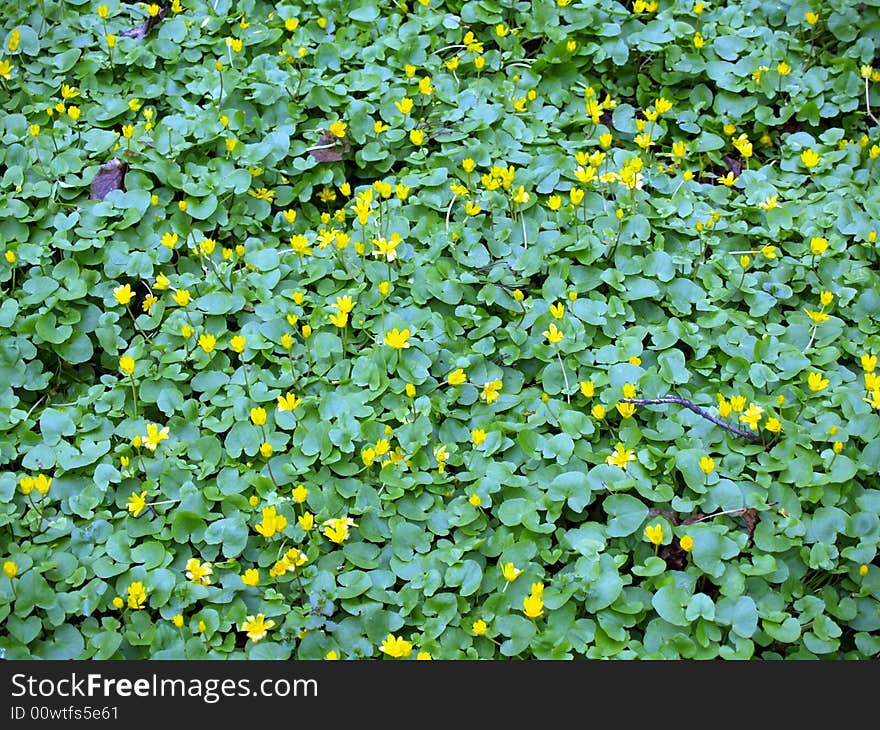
[1,0,879,659]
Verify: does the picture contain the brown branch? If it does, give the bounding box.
[619,396,763,442]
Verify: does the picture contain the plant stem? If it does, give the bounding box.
[555,348,570,403]
[128,373,139,417]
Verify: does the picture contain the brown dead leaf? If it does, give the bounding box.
[309,131,350,163]
[90,158,128,200]
[723,155,744,177]
[647,508,680,525]
[121,6,168,39]
[741,507,759,539]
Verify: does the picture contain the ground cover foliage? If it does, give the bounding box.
[1,0,880,659]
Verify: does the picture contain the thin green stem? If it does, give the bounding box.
[128,373,139,418]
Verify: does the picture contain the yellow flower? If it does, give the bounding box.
[501,562,523,582]
[8,30,21,52]
[810,236,828,255]
[277,393,302,412]
[127,581,148,610]
[580,381,595,398]
[654,97,673,115]
[472,619,487,636]
[332,295,354,314]
[230,335,246,354]
[471,428,487,446]
[761,245,777,260]
[329,310,348,328]
[804,308,828,324]
[143,423,169,451]
[113,597,124,609]
[198,334,216,353]
[693,32,705,49]
[805,11,819,24]
[395,97,414,115]
[418,76,434,95]
[671,140,687,159]
[644,523,664,546]
[119,355,136,376]
[113,284,134,305]
[384,328,411,349]
[465,200,482,215]
[739,402,764,430]
[606,442,636,469]
[468,493,482,508]
[547,195,562,211]
[542,323,564,344]
[3,560,17,578]
[301,324,312,339]
[729,395,746,412]
[807,371,830,392]
[329,120,347,138]
[800,149,821,168]
[260,442,273,458]
[522,592,544,619]
[448,368,467,386]
[592,404,606,419]
[250,407,267,426]
[160,231,179,250]
[628,356,642,366]
[549,302,565,319]
[241,569,260,587]
[298,511,314,531]
[380,634,413,658]
[765,417,782,433]
[198,620,206,633]
[241,614,275,643]
[861,354,877,373]
[409,128,425,146]
[322,516,357,544]
[126,491,148,517]
[718,171,738,187]
[819,290,834,307]
[121,124,134,139]
[362,446,376,466]
[172,289,191,307]
[154,273,170,291]
[759,195,778,210]
[481,379,503,404]
[859,564,869,577]
[616,402,636,419]
[680,534,694,552]
[324,650,339,660]
[185,558,213,586]
[699,456,715,475]
[31,474,52,495]
[371,234,401,261]
[255,505,288,538]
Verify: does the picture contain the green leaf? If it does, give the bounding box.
[603,494,648,537]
